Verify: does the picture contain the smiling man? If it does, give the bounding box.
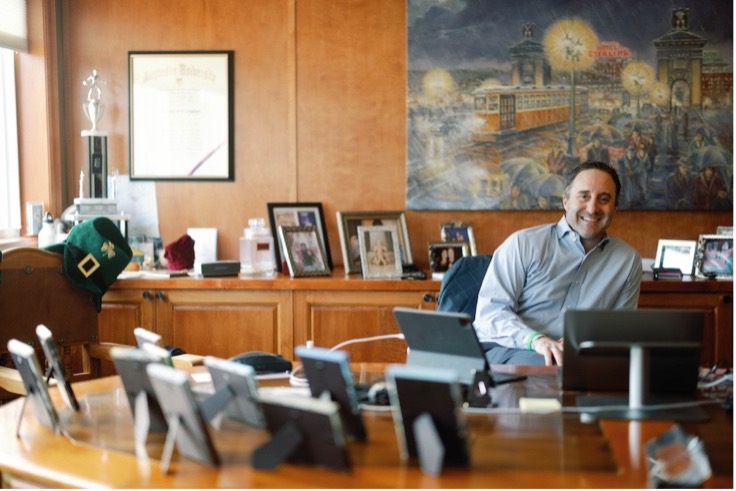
[474,161,642,366]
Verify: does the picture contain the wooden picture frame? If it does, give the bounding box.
[128,51,234,180]
[277,225,331,278]
[337,210,412,274]
[440,221,477,256]
[654,239,697,275]
[357,225,403,279]
[267,202,332,273]
[694,234,733,279]
[428,241,469,275]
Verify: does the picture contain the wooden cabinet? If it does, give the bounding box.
[294,289,437,363]
[100,281,293,361]
[101,272,732,368]
[638,275,733,367]
[101,273,439,364]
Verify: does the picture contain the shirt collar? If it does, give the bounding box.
[555,216,610,251]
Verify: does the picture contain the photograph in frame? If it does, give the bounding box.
[267,202,332,273]
[694,234,733,278]
[129,51,234,180]
[337,211,413,274]
[428,241,469,276]
[278,225,331,278]
[653,239,697,275]
[357,225,403,279]
[716,226,733,236]
[439,221,477,256]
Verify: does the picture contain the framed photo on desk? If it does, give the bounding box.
[694,234,733,279]
[278,225,331,278]
[654,239,696,275]
[267,202,332,272]
[337,210,412,274]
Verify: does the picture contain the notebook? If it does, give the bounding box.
[393,307,525,386]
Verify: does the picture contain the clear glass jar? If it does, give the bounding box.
[240,218,275,276]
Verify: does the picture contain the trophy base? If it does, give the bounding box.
[81,129,109,137]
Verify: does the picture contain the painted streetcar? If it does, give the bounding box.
[472,85,588,141]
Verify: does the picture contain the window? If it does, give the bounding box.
[0,0,26,236]
[0,46,21,234]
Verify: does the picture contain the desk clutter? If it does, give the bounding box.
[6,319,726,486]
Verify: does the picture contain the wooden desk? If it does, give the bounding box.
[0,365,731,488]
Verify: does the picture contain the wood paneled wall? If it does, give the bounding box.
[17,0,731,270]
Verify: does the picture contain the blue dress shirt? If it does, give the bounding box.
[474,216,642,348]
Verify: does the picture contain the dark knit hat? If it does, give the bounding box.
[164,234,195,271]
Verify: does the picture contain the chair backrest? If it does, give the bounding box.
[0,247,100,400]
[437,254,492,320]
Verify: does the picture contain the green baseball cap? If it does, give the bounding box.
[45,217,132,311]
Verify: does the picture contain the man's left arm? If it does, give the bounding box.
[612,252,643,310]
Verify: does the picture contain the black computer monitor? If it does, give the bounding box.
[562,309,706,421]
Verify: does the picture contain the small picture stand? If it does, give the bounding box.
[295,346,367,441]
[253,393,351,472]
[7,339,61,437]
[111,346,171,449]
[386,364,469,475]
[201,356,266,428]
[146,363,221,473]
[36,324,80,411]
[134,326,163,348]
[467,369,493,408]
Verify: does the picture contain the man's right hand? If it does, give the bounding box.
[532,336,564,366]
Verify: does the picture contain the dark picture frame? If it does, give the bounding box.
[278,225,331,277]
[267,202,332,273]
[337,210,413,274]
[439,221,477,256]
[128,50,234,180]
[694,234,733,278]
[428,241,469,274]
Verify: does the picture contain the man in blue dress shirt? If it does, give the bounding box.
[474,161,642,366]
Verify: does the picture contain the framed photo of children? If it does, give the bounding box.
[356,225,403,279]
[439,221,477,256]
[694,234,733,279]
[337,211,413,274]
[267,202,332,273]
[277,225,331,278]
[428,241,469,276]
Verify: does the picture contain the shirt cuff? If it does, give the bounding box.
[525,332,543,351]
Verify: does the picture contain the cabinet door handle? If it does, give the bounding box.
[142,291,152,300]
[423,293,436,303]
[155,291,165,301]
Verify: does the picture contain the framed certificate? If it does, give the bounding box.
[129,51,234,180]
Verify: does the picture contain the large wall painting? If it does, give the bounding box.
[406,0,733,211]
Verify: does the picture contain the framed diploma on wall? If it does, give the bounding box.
[128,51,234,180]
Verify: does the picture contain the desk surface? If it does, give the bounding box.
[0,365,731,489]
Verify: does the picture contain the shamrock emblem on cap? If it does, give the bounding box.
[101,240,116,259]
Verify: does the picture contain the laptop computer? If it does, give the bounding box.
[393,307,525,387]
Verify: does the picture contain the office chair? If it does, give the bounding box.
[0,247,128,402]
[0,247,203,403]
[436,254,492,320]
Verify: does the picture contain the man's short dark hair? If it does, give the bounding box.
[565,161,622,205]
